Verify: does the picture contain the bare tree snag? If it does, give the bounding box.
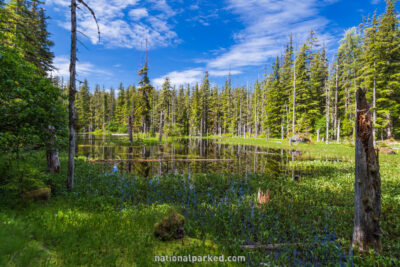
[128,115,133,143]
[325,64,331,144]
[159,110,164,142]
[292,59,296,134]
[67,0,100,191]
[67,0,77,191]
[352,88,381,253]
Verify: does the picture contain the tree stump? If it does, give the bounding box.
[352,88,381,253]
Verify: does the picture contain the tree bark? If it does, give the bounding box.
[159,110,164,142]
[386,113,392,139]
[46,125,60,173]
[326,67,330,144]
[67,0,77,191]
[352,88,381,253]
[128,115,133,143]
[334,63,338,140]
[372,62,376,146]
[292,59,296,134]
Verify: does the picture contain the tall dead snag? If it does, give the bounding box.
[67,0,77,191]
[352,88,381,253]
[128,115,133,143]
[67,0,100,191]
[159,110,164,142]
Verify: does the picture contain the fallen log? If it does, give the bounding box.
[89,158,233,163]
[240,243,315,250]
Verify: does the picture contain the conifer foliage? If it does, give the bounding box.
[71,1,400,141]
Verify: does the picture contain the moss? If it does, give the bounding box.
[154,210,185,241]
[21,187,51,201]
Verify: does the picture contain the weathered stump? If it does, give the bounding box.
[352,88,381,253]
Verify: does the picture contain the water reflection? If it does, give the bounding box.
[77,135,331,178]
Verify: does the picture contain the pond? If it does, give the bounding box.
[77,134,329,178]
[76,135,352,265]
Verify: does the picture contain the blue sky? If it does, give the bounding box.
[45,0,389,90]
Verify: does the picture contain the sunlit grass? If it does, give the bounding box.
[1,137,399,266]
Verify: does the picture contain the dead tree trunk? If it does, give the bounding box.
[67,0,99,191]
[128,115,133,143]
[292,59,296,134]
[325,66,331,144]
[334,62,338,140]
[372,62,376,146]
[352,88,381,253]
[159,110,164,142]
[46,125,60,173]
[67,0,77,191]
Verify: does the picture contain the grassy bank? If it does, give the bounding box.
[1,138,399,266]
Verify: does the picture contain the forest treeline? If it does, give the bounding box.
[1,0,400,154]
[67,0,400,141]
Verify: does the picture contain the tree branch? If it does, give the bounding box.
[77,0,100,42]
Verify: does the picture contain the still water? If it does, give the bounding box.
[77,134,319,178]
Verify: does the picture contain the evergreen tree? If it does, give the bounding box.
[190,83,201,135]
[337,27,362,137]
[138,60,154,133]
[361,13,379,140]
[200,72,211,136]
[115,83,127,126]
[222,74,233,135]
[375,0,400,138]
[75,80,91,131]
[265,57,283,136]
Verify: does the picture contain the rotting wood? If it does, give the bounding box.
[352,88,381,253]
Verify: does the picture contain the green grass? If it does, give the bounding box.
[0,201,226,266]
[1,137,400,266]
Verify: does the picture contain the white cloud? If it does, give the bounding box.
[154,68,242,87]
[47,0,179,49]
[207,0,334,70]
[155,0,336,87]
[371,0,380,4]
[209,69,242,77]
[129,8,148,20]
[51,56,111,79]
[154,68,203,87]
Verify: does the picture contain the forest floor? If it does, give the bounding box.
[1,137,399,266]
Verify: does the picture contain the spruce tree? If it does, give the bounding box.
[75,80,91,132]
[200,72,211,136]
[375,0,400,138]
[138,59,154,133]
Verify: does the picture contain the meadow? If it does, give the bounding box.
[1,137,400,266]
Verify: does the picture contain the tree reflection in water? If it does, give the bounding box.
[77,135,313,178]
